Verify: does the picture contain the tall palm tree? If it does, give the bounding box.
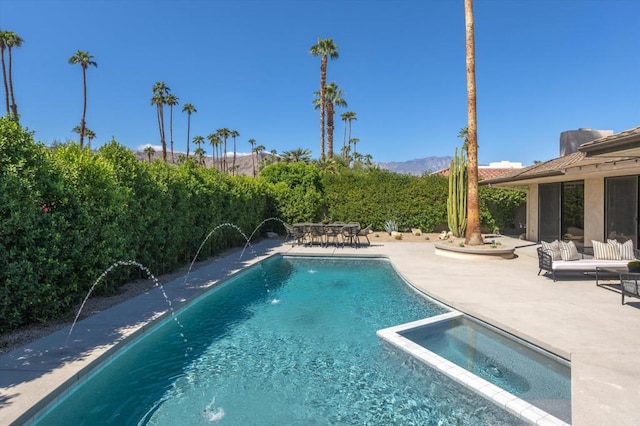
[345,111,357,148]
[143,145,155,163]
[2,31,23,120]
[151,81,170,161]
[207,133,220,167]
[0,31,11,116]
[309,37,338,161]
[181,102,196,159]
[350,137,359,157]
[324,82,346,159]
[254,144,265,174]
[85,128,96,149]
[464,0,483,246]
[165,93,179,163]
[230,130,240,175]
[217,128,231,173]
[69,50,97,148]
[248,138,257,177]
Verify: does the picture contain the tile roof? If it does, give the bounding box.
[435,167,521,180]
[579,126,640,151]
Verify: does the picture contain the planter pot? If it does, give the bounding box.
[628,265,640,273]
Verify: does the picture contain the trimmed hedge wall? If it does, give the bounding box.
[0,119,525,331]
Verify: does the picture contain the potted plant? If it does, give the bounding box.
[627,260,640,273]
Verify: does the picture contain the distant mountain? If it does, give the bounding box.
[377,156,452,175]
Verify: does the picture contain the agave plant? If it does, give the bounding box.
[384,220,398,235]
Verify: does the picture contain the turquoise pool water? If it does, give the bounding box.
[36,256,526,425]
[401,316,571,423]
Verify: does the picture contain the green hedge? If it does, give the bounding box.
[0,118,525,332]
[0,118,271,331]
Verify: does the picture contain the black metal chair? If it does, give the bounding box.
[620,273,640,305]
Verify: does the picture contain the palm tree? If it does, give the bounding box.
[143,145,155,163]
[0,31,11,116]
[324,82,346,158]
[182,103,196,159]
[85,128,96,149]
[230,130,240,175]
[193,135,205,165]
[254,144,265,174]
[151,81,170,161]
[217,128,231,173]
[194,146,206,166]
[248,138,257,177]
[282,148,312,164]
[309,37,338,161]
[207,133,218,169]
[0,31,23,120]
[69,50,97,148]
[350,137,359,157]
[165,93,179,163]
[464,0,483,246]
[345,111,357,149]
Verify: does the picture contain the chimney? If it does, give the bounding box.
[559,128,614,156]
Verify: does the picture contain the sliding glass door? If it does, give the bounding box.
[606,176,638,247]
[538,181,584,245]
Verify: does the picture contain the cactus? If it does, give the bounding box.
[447,147,467,237]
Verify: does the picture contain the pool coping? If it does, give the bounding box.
[377,312,570,426]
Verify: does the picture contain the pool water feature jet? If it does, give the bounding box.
[183,223,253,288]
[66,260,186,347]
[239,217,289,259]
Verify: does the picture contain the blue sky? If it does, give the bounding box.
[2,0,639,165]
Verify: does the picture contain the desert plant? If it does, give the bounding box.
[384,219,398,235]
[447,147,467,237]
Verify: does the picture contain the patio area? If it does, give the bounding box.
[1,236,639,425]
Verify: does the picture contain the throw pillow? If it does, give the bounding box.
[559,240,580,261]
[541,240,561,261]
[620,239,635,260]
[592,240,621,260]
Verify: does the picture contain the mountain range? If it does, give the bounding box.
[376,156,452,175]
[134,150,452,177]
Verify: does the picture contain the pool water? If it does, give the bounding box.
[36,256,526,425]
[401,316,571,423]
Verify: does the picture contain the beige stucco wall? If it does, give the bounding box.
[584,177,604,244]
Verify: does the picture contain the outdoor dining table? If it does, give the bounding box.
[292,223,361,247]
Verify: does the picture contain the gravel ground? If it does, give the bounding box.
[0,232,439,355]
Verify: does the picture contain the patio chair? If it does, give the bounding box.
[356,225,372,246]
[284,223,306,246]
[620,273,640,305]
[325,224,343,247]
[308,224,327,247]
[341,224,359,248]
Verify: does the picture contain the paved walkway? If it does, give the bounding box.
[1,237,639,425]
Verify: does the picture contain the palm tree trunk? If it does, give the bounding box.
[80,67,87,148]
[169,106,174,163]
[159,106,166,162]
[186,115,191,159]
[464,0,483,246]
[319,56,327,160]
[327,102,334,158]
[1,47,9,116]
[8,47,17,119]
[232,138,237,175]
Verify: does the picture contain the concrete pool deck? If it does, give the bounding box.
[1,237,639,425]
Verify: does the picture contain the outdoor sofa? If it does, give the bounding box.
[537,239,639,282]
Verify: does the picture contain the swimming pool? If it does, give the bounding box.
[34,256,526,425]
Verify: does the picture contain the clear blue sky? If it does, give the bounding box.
[2,0,639,165]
